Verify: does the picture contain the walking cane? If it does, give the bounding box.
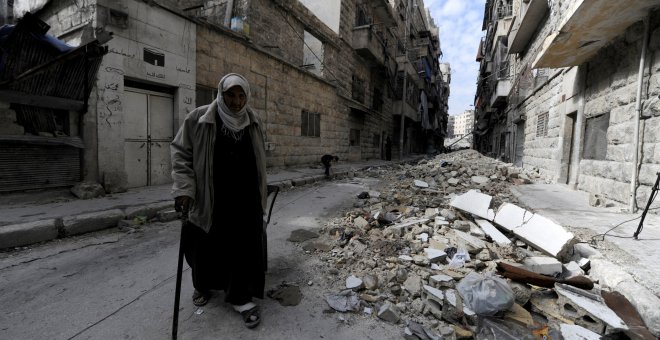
[172,203,188,340]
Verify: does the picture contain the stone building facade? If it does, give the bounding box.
[28,0,196,192]
[184,0,448,166]
[475,0,660,210]
[11,0,447,192]
[453,110,474,138]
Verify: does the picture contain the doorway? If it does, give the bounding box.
[123,87,174,188]
[514,122,525,167]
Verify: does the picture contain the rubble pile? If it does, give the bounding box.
[299,150,656,339]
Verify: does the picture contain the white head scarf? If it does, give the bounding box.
[216,73,251,137]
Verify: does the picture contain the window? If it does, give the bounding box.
[301,110,320,137]
[372,87,383,111]
[303,31,324,76]
[583,112,610,160]
[350,128,361,146]
[144,48,165,67]
[355,5,370,26]
[536,112,548,137]
[352,75,365,103]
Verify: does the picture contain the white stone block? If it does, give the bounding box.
[435,216,449,227]
[474,219,511,245]
[346,275,363,290]
[494,203,574,259]
[523,256,563,276]
[563,261,585,278]
[424,248,447,263]
[449,190,495,220]
[414,179,429,188]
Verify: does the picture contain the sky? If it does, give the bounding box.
[426,0,485,116]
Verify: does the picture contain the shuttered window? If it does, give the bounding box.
[536,112,548,137]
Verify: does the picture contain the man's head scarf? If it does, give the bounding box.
[216,73,251,135]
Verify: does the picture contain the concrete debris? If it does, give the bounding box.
[522,256,563,276]
[494,203,575,260]
[311,150,641,338]
[555,283,628,334]
[449,189,495,220]
[70,181,105,199]
[559,324,601,340]
[377,302,400,323]
[325,290,360,312]
[346,275,363,290]
[474,218,511,245]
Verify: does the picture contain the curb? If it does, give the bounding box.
[0,159,414,251]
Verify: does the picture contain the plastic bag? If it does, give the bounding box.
[457,272,514,316]
[448,248,470,269]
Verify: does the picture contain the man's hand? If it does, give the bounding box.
[175,196,192,213]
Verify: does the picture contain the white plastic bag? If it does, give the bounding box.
[448,248,470,269]
[457,272,514,316]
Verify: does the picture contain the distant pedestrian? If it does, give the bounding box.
[170,73,266,329]
[385,136,392,161]
[321,154,339,178]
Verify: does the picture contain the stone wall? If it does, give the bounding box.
[197,21,393,167]
[510,5,660,208]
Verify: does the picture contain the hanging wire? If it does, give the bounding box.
[275,9,351,98]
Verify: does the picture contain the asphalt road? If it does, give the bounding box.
[0,177,402,340]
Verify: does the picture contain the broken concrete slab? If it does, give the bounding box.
[443,288,476,325]
[429,274,454,288]
[559,324,601,340]
[494,203,575,259]
[504,303,534,326]
[403,274,422,297]
[434,216,449,227]
[589,259,660,337]
[353,216,369,229]
[451,230,486,254]
[474,218,511,245]
[449,190,495,220]
[555,283,628,334]
[522,256,563,276]
[471,176,490,185]
[422,285,444,319]
[414,180,429,188]
[424,248,447,263]
[563,261,585,278]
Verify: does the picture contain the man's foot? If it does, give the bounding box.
[192,289,211,306]
[233,302,260,329]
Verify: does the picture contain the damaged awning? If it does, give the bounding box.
[0,13,108,110]
[532,0,659,68]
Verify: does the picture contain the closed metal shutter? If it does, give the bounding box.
[0,142,81,193]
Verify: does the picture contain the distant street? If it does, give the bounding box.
[0,178,400,340]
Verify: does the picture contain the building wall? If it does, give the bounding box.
[507,2,660,207]
[38,0,196,190]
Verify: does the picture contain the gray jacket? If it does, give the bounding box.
[170,100,268,233]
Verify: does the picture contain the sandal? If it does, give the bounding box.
[235,304,261,329]
[192,289,211,306]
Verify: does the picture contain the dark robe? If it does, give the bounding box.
[182,121,265,305]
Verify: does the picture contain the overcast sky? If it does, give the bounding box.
[426,0,485,116]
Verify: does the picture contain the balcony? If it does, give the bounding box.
[393,99,419,122]
[533,0,658,68]
[352,25,386,66]
[371,0,397,27]
[490,79,511,108]
[508,0,548,54]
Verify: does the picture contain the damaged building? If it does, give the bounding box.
[3,0,449,193]
[474,0,660,211]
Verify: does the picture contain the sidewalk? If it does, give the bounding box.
[0,156,420,250]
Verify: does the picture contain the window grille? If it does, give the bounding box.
[301,110,320,137]
[536,112,548,137]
